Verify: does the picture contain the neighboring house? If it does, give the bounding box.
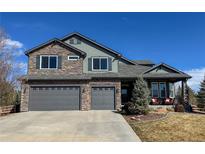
[20,32,191,111]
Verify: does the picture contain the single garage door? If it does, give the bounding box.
[29,86,80,111]
[91,87,115,110]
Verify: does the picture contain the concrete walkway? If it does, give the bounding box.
[0,111,141,142]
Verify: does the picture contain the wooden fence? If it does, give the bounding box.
[0,105,16,116]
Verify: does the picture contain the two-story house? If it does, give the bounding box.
[20,32,191,111]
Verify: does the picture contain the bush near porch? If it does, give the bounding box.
[123,77,150,115]
[124,112,205,142]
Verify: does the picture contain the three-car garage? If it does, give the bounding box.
[29,85,116,111]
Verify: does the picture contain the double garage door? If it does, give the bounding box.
[29,86,115,111]
[29,86,80,111]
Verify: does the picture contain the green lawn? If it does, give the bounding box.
[124,112,205,142]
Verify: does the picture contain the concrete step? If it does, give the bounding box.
[192,110,205,114]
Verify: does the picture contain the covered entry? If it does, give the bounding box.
[91,87,115,110]
[29,86,80,111]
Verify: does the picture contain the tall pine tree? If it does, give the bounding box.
[188,86,198,106]
[129,76,150,114]
[197,75,205,108]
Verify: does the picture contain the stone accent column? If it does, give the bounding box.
[20,81,29,112]
[81,82,91,111]
[181,81,184,102]
[115,81,121,110]
[182,80,190,112]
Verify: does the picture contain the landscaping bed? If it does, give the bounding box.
[124,113,167,122]
[124,112,205,142]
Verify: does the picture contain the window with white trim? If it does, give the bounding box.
[68,56,79,61]
[92,57,108,71]
[40,55,58,69]
[169,83,175,98]
[151,82,159,98]
[159,82,166,98]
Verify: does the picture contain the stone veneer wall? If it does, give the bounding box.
[20,81,29,112]
[20,80,121,111]
[81,82,91,110]
[28,43,83,76]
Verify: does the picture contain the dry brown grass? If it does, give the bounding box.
[125,113,205,142]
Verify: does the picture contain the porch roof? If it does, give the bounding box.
[143,73,191,80]
[142,63,191,81]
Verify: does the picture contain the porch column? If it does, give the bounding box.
[181,80,190,112]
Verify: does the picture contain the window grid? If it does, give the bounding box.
[92,57,108,71]
[151,82,169,98]
[151,82,159,98]
[159,82,166,98]
[40,55,58,69]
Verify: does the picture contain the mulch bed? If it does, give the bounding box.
[124,113,167,122]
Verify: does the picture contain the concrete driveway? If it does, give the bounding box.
[0,111,140,142]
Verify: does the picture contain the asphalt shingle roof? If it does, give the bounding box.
[131,60,155,65]
[20,32,191,81]
[143,73,191,79]
[118,62,152,77]
[20,61,191,81]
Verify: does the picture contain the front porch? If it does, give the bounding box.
[121,78,189,106]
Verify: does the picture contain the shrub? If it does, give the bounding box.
[166,107,174,112]
[125,77,150,115]
[175,104,185,112]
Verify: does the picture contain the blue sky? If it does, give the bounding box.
[0,12,205,91]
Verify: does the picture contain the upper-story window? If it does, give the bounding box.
[92,57,108,71]
[68,55,79,61]
[40,55,58,69]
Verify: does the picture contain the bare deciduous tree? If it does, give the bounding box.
[0,27,19,106]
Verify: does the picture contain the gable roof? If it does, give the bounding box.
[143,63,191,78]
[25,38,86,56]
[61,32,136,65]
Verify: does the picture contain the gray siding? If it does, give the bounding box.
[149,66,176,74]
[64,36,119,73]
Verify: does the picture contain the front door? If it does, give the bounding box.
[121,81,134,105]
[121,88,128,105]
